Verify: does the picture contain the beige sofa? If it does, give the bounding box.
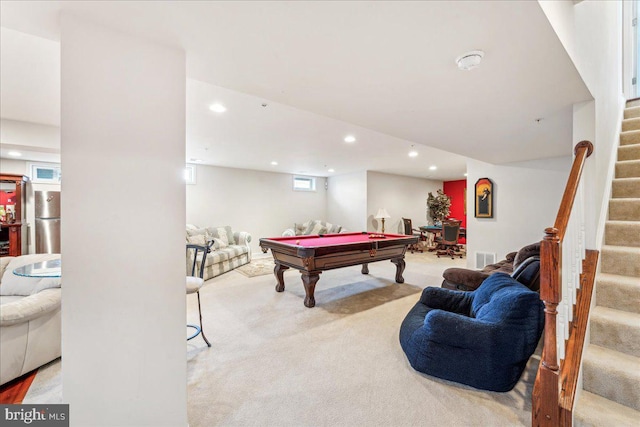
[0,254,62,386]
[186,225,252,281]
[282,219,345,237]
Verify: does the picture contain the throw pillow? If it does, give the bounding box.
[304,221,327,235]
[212,237,228,249]
[187,234,207,246]
[206,226,235,248]
[295,221,311,236]
[186,227,209,243]
[0,254,62,296]
[329,224,342,233]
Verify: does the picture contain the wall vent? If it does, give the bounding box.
[475,252,496,269]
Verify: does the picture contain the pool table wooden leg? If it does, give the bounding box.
[301,272,321,308]
[274,262,289,292]
[391,258,406,283]
[361,263,369,274]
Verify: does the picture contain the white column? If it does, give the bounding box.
[61,16,187,426]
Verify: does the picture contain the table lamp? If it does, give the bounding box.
[375,208,391,233]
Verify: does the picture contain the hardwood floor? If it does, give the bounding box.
[0,370,38,404]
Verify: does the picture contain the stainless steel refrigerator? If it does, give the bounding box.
[35,191,61,254]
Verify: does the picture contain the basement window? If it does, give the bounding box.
[29,163,62,184]
[184,165,196,185]
[293,175,316,192]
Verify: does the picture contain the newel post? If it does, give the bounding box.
[534,227,562,426]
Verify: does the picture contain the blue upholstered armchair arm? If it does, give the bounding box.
[423,310,499,349]
[419,287,472,315]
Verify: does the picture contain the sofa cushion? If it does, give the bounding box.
[203,245,248,266]
[514,242,541,267]
[0,255,62,297]
[294,221,312,236]
[206,226,235,248]
[304,221,328,235]
[187,234,207,245]
[186,227,209,243]
[470,273,541,322]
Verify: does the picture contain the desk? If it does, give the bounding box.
[13,259,61,278]
[259,232,418,308]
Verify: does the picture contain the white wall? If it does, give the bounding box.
[0,118,60,150]
[466,156,571,268]
[366,171,442,234]
[539,0,626,248]
[186,165,327,253]
[0,158,61,253]
[327,171,367,232]
[61,16,187,426]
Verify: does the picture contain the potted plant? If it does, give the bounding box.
[427,190,451,225]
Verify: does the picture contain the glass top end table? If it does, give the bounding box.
[13,258,62,278]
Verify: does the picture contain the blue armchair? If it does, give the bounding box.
[399,273,544,392]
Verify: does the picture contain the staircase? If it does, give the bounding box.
[574,99,640,426]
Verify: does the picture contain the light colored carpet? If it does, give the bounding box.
[24,252,539,426]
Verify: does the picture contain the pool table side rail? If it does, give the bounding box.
[259,233,418,272]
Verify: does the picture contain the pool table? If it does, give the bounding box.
[259,232,418,308]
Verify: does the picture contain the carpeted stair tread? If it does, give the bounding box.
[612,177,640,198]
[620,130,640,146]
[625,106,640,119]
[628,99,640,108]
[590,307,640,357]
[618,143,640,161]
[574,390,640,427]
[622,117,640,132]
[601,245,640,277]
[616,159,640,178]
[609,198,640,220]
[582,344,640,411]
[605,221,640,247]
[597,273,640,314]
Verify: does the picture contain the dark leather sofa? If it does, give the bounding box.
[441,242,541,292]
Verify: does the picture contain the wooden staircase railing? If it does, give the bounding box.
[532,140,598,426]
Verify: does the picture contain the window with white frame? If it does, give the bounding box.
[29,162,62,184]
[293,175,316,192]
[184,164,196,185]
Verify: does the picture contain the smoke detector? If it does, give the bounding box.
[456,50,484,71]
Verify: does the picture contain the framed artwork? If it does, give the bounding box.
[475,178,493,218]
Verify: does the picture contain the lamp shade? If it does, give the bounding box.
[375,208,391,219]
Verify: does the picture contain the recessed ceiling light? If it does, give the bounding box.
[429,165,437,171]
[408,151,418,158]
[270,161,278,166]
[344,135,356,143]
[456,50,484,71]
[7,151,22,157]
[209,103,227,113]
[328,168,335,173]
[464,173,468,177]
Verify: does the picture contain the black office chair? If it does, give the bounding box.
[402,218,426,253]
[436,220,463,259]
[186,242,213,347]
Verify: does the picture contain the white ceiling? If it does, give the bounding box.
[0,1,592,180]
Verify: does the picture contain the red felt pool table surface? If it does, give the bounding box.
[264,232,410,247]
[259,232,419,308]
